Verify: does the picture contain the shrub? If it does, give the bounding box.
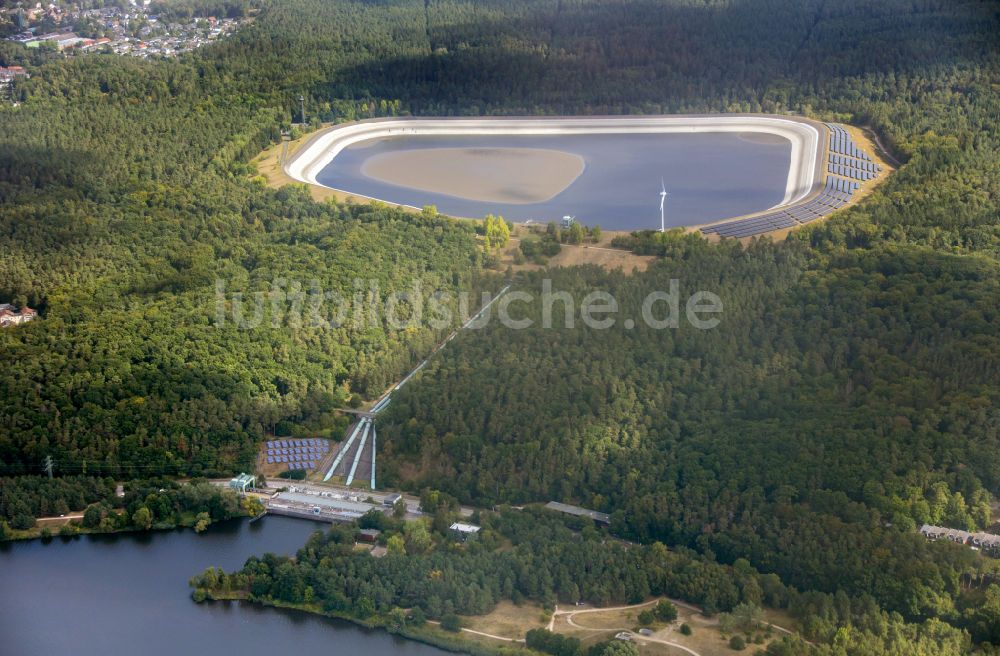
[408,607,427,626]
[729,635,746,651]
[354,596,375,618]
[526,628,581,655]
[82,504,103,528]
[655,599,678,622]
[680,623,692,636]
[441,613,462,632]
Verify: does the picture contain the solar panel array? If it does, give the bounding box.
[265,438,329,470]
[702,123,877,239]
[826,123,881,182]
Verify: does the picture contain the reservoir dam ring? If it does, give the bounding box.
[285,116,885,238]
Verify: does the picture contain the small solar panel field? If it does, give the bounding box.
[261,438,332,473]
[702,123,883,239]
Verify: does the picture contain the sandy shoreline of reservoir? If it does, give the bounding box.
[360,147,585,204]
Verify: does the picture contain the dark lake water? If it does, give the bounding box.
[0,517,448,656]
[317,132,791,229]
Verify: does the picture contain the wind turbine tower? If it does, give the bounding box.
[659,178,668,233]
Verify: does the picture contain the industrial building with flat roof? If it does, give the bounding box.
[277,492,374,514]
[263,489,384,524]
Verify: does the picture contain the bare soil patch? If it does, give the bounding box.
[361,147,585,204]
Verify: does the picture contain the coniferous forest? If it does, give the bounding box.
[2,0,999,654]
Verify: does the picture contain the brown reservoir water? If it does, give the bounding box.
[0,516,448,656]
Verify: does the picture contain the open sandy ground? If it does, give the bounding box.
[502,227,656,274]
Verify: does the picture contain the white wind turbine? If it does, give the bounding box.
[659,178,669,232]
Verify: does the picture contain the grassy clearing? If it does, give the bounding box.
[500,225,655,274]
[462,600,547,639]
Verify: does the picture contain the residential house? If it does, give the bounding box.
[0,305,37,327]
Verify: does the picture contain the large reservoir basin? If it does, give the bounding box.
[315,131,792,230]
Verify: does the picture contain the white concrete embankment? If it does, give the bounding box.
[285,115,821,209]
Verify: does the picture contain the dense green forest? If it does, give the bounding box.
[380,239,1000,632]
[0,475,251,535]
[0,474,116,527]
[0,54,488,478]
[1,0,999,653]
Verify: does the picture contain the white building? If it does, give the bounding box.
[449,522,481,542]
